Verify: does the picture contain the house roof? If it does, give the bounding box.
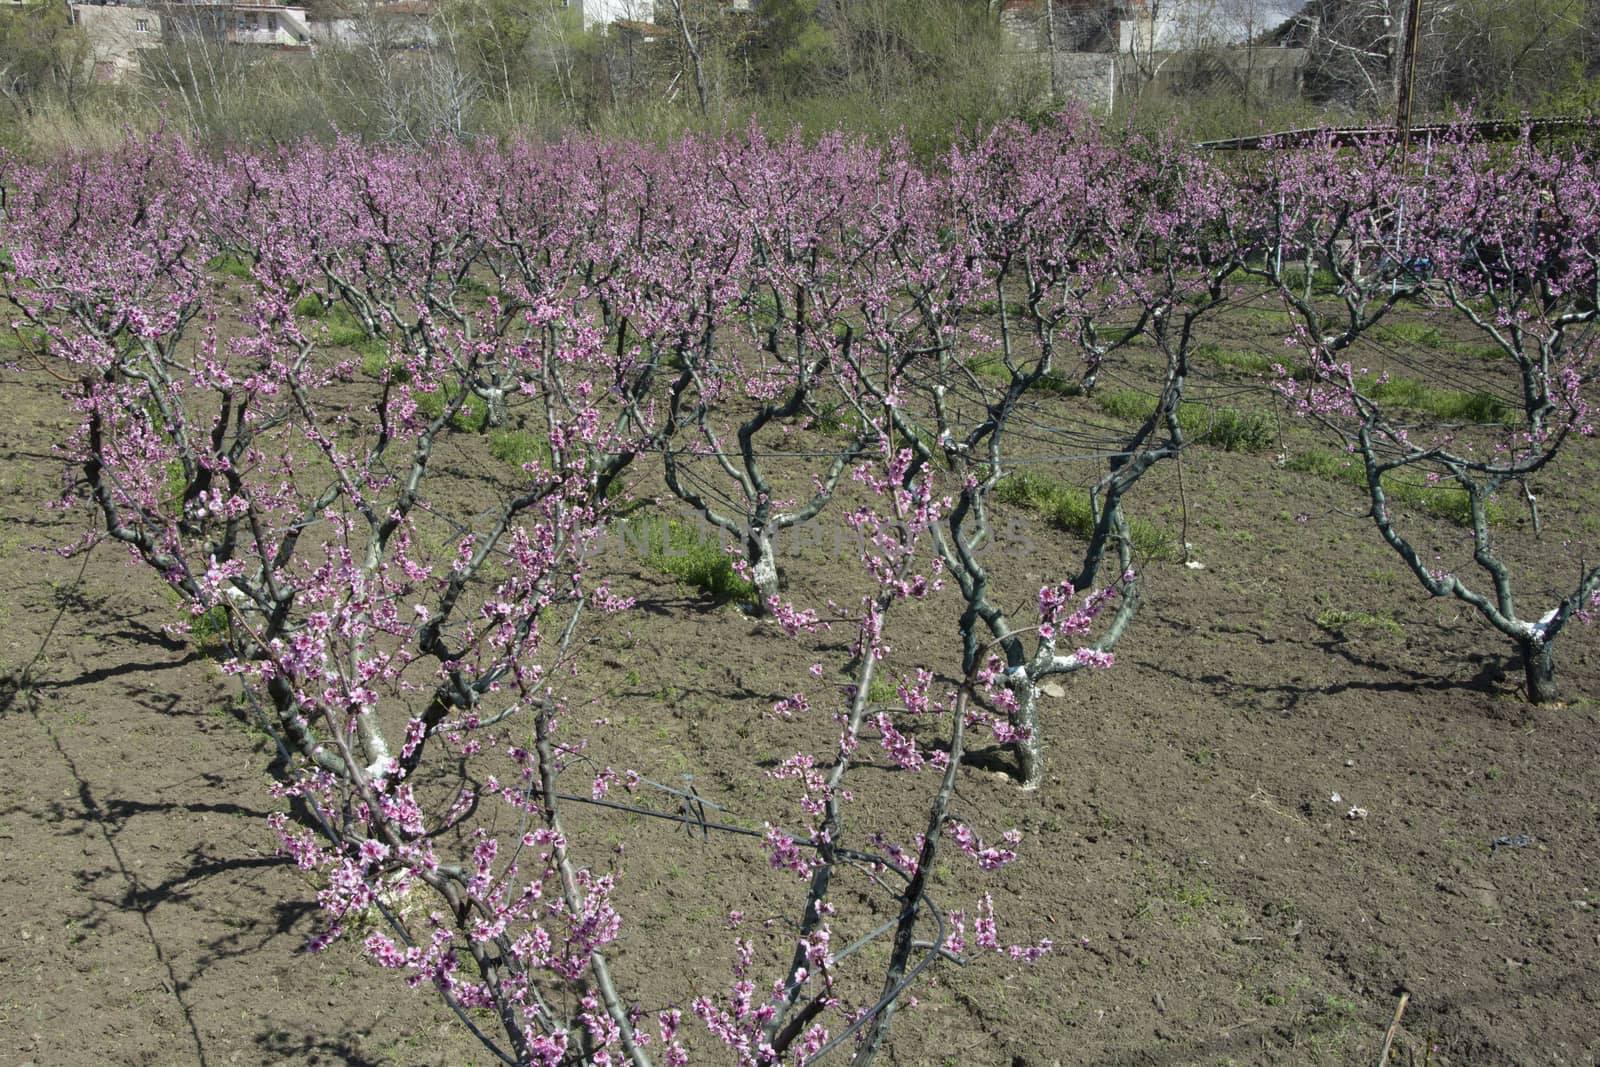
[613,18,667,36]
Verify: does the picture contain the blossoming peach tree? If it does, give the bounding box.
[1244,130,1600,703]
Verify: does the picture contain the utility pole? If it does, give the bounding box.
[1394,0,1423,150]
[1044,0,1059,100]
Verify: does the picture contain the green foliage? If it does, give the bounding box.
[1432,0,1599,115]
[1284,449,1505,526]
[994,471,1176,561]
[443,0,550,95]
[628,516,756,603]
[741,0,1038,159]
[1096,391,1274,452]
[755,0,838,98]
[0,3,92,143]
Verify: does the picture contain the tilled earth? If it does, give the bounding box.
[2,306,1598,1067]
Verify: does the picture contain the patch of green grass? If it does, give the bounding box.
[855,672,898,708]
[1095,325,1140,346]
[1284,449,1504,526]
[297,301,395,376]
[159,584,232,655]
[1233,304,1294,328]
[358,343,401,380]
[627,516,757,603]
[994,470,1176,560]
[1096,390,1274,452]
[485,429,629,499]
[1136,871,1229,927]
[1315,608,1404,639]
[968,357,1083,397]
[293,293,331,318]
[487,430,552,470]
[207,254,254,280]
[963,298,1031,317]
[161,458,187,510]
[1,325,45,362]
[1372,320,1444,348]
[1194,342,1275,376]
[1198,348,1507,423]
[1209,327,1505,423]
[189,604,233,652]
[413,383,489,433]
[808,405,852,437]
[1452,342,1509,362]
[315,304,372,348]
[1280,266,1342,294]
[1356,374,1507,423]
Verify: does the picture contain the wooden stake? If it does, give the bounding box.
[1376,990,1411,1066]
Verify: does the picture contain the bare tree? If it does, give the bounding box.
[141,8,263,139]
[663,0,711,116]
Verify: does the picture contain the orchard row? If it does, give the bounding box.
[2,117,1595,1065]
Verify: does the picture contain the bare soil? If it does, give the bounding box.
[3,298,1598,1067]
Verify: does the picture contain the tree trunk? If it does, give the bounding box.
[667,0,710,118]
[474,381,506,429]
[1013,677,1044,790]
[747,527,779,613]
[1521,636,1558,704]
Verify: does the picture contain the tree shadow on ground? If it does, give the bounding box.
[254,1030,389,1067]
[1173,644,1518,718]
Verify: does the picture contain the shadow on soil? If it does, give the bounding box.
[1179,645,1517,715]
[255,1031,389,1067]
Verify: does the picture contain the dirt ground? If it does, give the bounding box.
[2,298,1598,1067]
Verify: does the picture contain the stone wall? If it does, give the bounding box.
[1013,45,1307,114]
